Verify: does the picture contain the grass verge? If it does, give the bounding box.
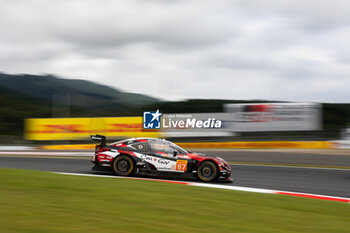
[0,168,349,233]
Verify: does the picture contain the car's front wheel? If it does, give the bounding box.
[197,161,218,182]
[113,155,134,176]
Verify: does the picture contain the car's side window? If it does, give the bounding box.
[149,141,175,156]
[170,146,183,155]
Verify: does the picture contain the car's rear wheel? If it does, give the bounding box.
[197,161,218,182]
[113,155,134,176]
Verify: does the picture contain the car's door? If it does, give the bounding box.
[147,140,191,173]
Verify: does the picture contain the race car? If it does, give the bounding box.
[91,135,232,182]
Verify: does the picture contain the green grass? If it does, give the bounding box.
[0,168,349,233]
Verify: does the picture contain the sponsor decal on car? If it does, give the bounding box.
[138,153,176,171]
[176,160,188,172]
[140,155,153,161]
[158,159,170,165]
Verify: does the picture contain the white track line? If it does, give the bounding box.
[55,172,350,204]
[0,146,34,150]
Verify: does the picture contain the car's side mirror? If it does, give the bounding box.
[173,151,177,157]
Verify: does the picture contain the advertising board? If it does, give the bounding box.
[224,103,321,132]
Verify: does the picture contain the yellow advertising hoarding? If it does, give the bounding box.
[25,117,159,140]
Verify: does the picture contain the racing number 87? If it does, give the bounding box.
[176,160,187,171]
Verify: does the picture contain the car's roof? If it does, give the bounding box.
[127,137,164,141]
[110,137,166,145]
[109,137,188,153]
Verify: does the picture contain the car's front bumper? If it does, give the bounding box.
[218,171,232,182]
[218,164,232,182]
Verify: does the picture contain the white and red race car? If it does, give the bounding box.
[91,135,232,182]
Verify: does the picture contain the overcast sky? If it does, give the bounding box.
[1,0,349,102]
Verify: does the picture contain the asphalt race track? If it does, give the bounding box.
[0,150,349,198]
[194,149,350,167]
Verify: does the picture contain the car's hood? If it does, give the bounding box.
[187,152,229,165]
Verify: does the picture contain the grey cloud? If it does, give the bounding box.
[0,0,235,49]
[233,0,350,31]
[0,0,349,102]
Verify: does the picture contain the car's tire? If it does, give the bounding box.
[113,155,134,176]
[197,161,218,182]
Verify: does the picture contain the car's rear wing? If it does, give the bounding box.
[90,134,106,147]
